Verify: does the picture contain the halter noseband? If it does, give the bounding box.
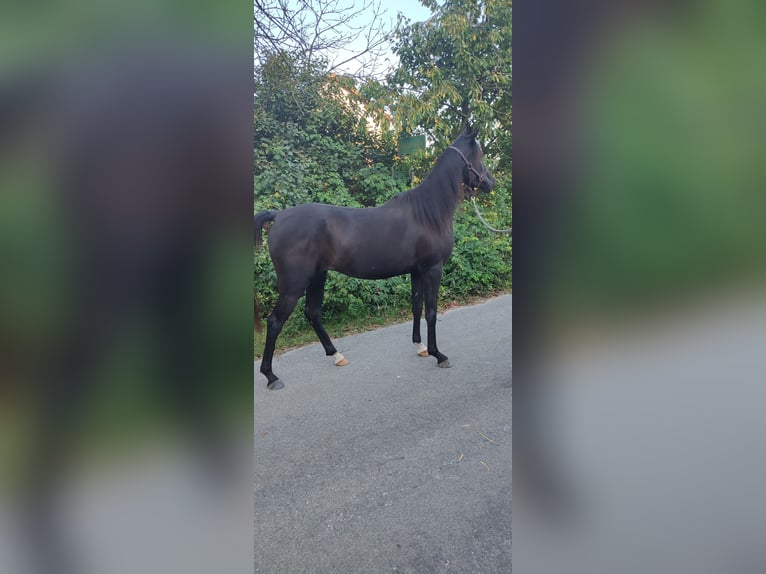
[447,145,488,189]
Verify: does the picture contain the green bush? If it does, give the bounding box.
[443,200,512,299]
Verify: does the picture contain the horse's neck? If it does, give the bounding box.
[419,166,463,216]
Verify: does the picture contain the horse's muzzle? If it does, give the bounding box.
[478,171,496,193]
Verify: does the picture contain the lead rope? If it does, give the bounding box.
[471,196,512,234]
[447,146,511,234]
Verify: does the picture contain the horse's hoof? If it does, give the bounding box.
[414,342,429,357]
[335,358,349,367]
[267,379,284,390]
[437,360,452,368]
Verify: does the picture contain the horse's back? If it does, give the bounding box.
[270,202,374,240]
[267,203,345,259]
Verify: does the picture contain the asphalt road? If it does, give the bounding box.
[254,294,512,574]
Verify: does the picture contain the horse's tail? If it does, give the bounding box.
[254,289,264,333]
[253,210,276,332]
[254,210,276,248]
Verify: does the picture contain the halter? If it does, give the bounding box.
[447,145,489,189]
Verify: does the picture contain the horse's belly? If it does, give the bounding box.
[333,261,408,280]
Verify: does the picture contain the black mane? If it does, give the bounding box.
[384,147,465,233]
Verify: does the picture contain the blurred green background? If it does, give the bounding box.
[551,0,766,319]
[0,0,253,485]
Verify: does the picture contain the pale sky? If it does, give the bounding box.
[328,0,434,77]
[255,0,435,77]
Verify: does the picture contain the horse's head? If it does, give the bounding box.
[448,126,496,196]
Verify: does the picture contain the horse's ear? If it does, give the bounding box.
[462,125,480,141]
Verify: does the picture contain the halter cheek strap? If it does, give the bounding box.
[447,145,488,188]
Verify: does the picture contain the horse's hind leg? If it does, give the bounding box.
[260,292,301,389]
[411,271,428,357]
[423,265,451,368]
[304,272,348,366]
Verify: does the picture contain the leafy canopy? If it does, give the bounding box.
[388,0,512,163]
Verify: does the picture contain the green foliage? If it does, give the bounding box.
[324,274,412,320]
[254,53,401,210]
[388,0,512,159]
[443,186,512,298]
[353,165,404,207]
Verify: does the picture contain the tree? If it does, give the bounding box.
[254,51,401,209]
[254,0,391,78]
[387,0,512,163]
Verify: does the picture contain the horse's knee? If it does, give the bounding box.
[425,308,437,323]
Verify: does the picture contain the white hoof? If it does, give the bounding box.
[333,352,349,366]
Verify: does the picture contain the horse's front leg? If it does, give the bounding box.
[423,265,451,368]
[411,271,428,357]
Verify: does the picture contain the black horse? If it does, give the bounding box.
[254,126,495,389]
